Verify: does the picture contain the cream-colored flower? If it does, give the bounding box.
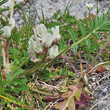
[27,38,36,56]
[42,33,53,47]
[48,45,59,59]
[51,26,61,41]
[36,24,47,37]
[2,26,11,38]
[35,41,43,54]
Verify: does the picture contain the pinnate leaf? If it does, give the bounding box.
[54,84,82,110]
[68,29,76,43]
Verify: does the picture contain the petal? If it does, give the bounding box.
[36,24,47,37]
[42,33,53,47]
[27,38,36,55]
[35,41,43,53]
[48,45,59,59]
[52,26,61,41]
[2,26,11,38]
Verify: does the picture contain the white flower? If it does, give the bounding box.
[2,26,11,38]
[42,33,53,47]
[86,3,93,9]
[27,38,36,56]
[51,26,61,41]
[48,45,59,59]
[36,24,47,37]
[9,18,15,29]
[35,41,43,54]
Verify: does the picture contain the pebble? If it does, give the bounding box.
[1,0,110,27]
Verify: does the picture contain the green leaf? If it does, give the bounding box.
[67,71,76,77]
[68,29,76,43]
[90,18,95,32]
[0,30,4,35]
[11,69,24,81]
[106,45,110,52]
[74,89,81,101]
[7,72,12,82]
[59,37,65,50]
[100,13,107,26]
[0,7,10,13]
[85,38,91,48]
[0,0,8,6]
[52,9,61,19]
[73,44,78,53]
[96,28,110,32]
[100,21,110,28]
[79,23,86,37]
[91,32,100,40]
[95,15,100,28]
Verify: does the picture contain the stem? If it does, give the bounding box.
[85,41,109,73]
[9,0,14,24]
[13,57,30,73]
[6,39,9,63]
[15,61,46,79]
[30,88,53,95]
[1,36,6,66]
[77,52,83,77]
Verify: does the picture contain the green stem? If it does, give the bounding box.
[30,88,53,96]
[13,57,30,73]
[15,61,46,79]
[9,0,14,23]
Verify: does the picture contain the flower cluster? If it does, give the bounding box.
[27,24,61,62]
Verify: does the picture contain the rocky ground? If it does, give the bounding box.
[1,0,110,110]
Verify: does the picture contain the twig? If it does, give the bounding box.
[89,93,110,110]
[77,52,83,77]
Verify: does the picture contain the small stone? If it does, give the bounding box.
[92,77,96,82]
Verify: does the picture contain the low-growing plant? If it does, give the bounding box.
[0,0,110,110]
